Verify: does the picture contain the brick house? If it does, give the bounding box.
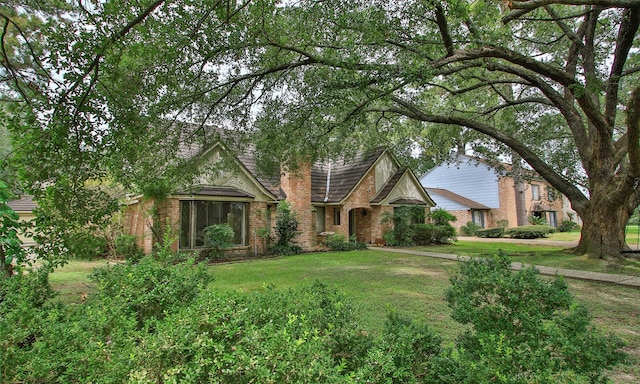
[420,155,573,232]
[124,144,434,256]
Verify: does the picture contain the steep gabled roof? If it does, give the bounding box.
[310,147,386,203]
[426,188,490,210]
[371,168,435,206]
[370,168,405,204]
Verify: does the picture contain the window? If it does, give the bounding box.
[547,187,557,201]
[531,184,541,201]
[548,211,558,227]
[334,208,341,225]
[315,206,326,233]
[471,210,485,228]
[179,200,248,249]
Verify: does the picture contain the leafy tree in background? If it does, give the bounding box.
[1,0,639,259]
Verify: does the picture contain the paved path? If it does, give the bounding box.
[368,246,640,289]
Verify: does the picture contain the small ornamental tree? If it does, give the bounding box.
[201,223,234,259]
[270,200,301,255]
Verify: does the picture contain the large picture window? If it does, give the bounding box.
[180,200,248,249]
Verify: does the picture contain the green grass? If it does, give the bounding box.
[417,233,640,276]
[48,251,640,383]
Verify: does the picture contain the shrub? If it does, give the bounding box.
[90,256,212,327]
[528,215,547,225]
[506,225,555,239]
[201,223,234,259]
[113,234,143,263]
[558,220,580,232]
[274,200,300,247]
[268,243,303,255]
[432,255,626,383]
[475,227,504,238]
[459,221,480,236]
[429,209,456,226]
[357,311,442,383]
[412,223,456,245]
[325,234,367,251]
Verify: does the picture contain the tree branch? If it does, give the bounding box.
[604,6,640,127]
[388,95,589,211]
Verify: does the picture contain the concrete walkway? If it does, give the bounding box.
[368,246,640,289]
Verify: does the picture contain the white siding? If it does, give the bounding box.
[420,157,500,208]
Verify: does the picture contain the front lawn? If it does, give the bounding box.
[47,250,640,383]
[416,237,640,276]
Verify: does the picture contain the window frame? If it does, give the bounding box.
[179,200,249,249]
[531,184,541,201]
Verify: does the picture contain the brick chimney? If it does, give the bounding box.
[280,162,315,250]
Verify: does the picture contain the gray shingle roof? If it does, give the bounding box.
[310,147,386,203]
[426,188,490,210]
[7,195,36,212]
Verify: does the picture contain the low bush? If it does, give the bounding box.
[506,225,555,239]
[325,234,368,251]
[475,227,504,238]
[558,220,581,232]
[460,222,480,236]
[268,243,303,255]
[412,224,457,245]
[433,255,626,383]
[114,234,143,263]
[201,223,235,259]
[0,254,627,383]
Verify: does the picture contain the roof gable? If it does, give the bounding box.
[371,169,435,206]
[191,144,282,201]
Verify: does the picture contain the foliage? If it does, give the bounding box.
[201,223,235,259]
[460,222,481,236]
[0,249,630,383]
[558,220,581,233]
[528,215,548,225]
[475,227,505,238]
[325,233,367,252]
[113,234,143,263]
[268,243,303,256]
[381,206,424,246]
[90,256,212,328]
[356,311,442,383]
[273,200,300,248]
[435,255,626,383]
[506,225,556,239]
[0,180,28,276]
[412,223,457,245]
[429,209,456,226]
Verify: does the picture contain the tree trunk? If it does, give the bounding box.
[574,201,631,259]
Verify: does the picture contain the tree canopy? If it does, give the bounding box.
[1,0,639,258]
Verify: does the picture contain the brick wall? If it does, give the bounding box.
[280,164,315,250]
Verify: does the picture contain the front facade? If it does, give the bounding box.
[124,146,434,256]
[420,155,569,232]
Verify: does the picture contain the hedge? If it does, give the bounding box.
[475,227,504,238]
[505,225,555,239]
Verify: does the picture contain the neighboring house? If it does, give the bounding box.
[7,195,36,247]
[124,144,434,256]
[420,154,569,232]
